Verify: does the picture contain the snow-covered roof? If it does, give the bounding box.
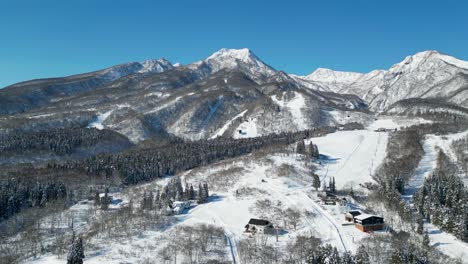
[354,214,382,220]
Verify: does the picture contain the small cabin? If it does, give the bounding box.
[345,210,362,222]
[354,214,384,232]
[318,192,337,205]
[245,218,274,234]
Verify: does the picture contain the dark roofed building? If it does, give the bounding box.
[245,218,274,234]
[354,214,384,232]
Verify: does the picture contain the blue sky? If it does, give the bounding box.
[0,0,467,88]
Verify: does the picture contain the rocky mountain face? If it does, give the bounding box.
[0,49,369,145]
[294,50,468,113]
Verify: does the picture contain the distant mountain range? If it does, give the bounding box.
[1,48,467,142]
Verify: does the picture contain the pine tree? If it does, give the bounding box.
[312,173,321,191]
[296,140,306,154]
[203,183,209,198]
[355,245,370,264]
[94,192,100,207]
[67,236,85,264]
[417,214,424,234]
[189,185,195,200]
[101,188,109,210]
[423,230,430,248]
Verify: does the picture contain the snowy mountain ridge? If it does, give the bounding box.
[293,50,468,112]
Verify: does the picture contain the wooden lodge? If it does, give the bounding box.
[318,191,337,205]
[245,218,274,234]
[354,214,384,232]
[344,210,361,222]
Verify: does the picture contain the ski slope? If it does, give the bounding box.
[210,109,248,139]
[308,129,388,190]
[402,130,468,261]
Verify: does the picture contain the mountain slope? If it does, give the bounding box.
[293,50,468,113]
[0,49,370,143]
[0,59,173,115]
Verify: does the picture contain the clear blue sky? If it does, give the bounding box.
[1,0,467,88]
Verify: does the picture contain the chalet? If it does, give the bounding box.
[354,214,384,232]
[339,198,347,206]
[318,192,337,205]
[344,210,361,222]
[245,218,274,234]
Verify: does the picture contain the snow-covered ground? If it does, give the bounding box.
[271,92,308,130]
[425,222,468,261]
[22,117,468,263]
[210,109,248,139]
[233,117,258,139]
[401,130,468,261]
[86,110,113,130]
[308,128,388,190]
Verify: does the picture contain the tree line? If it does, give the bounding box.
[0,127,131,156]
[414,150,468,242]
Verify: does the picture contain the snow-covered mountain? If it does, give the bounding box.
[0,48,370,143]
[2,48,468,144]
[0,58,173,115]
[294,51,468,112]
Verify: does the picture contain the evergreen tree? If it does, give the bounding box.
[189,184,195,200]
[203,183,209,198]
[101,187,109,210]
[67,236,85,264]
[312,173,321,191]
[94,192,100,207]
[355,245,370,264]
[296,140,306,154]
[417,214,424,234]
[423,230,430,248]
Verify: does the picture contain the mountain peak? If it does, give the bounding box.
[138,58,173,74]
[305,68,364,84]
[200,48,277,83]
[206,48,255,63]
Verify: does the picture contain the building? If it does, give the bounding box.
[344,210,361,222]
[245,218,274,234]
[354,214,384,232]
[318,192,337,205]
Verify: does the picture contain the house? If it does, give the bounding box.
[318,192,337,205]
[245,218,274,234]
[339,198,347,206]
[354,214,384,232]
[344,210,361,222]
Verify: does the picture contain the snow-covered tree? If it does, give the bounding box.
[67,236,84,264]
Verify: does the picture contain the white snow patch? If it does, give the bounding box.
[271,92,307,130]
[210,110,248,139]
[87,110,113,130]
[233,117,257,138]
